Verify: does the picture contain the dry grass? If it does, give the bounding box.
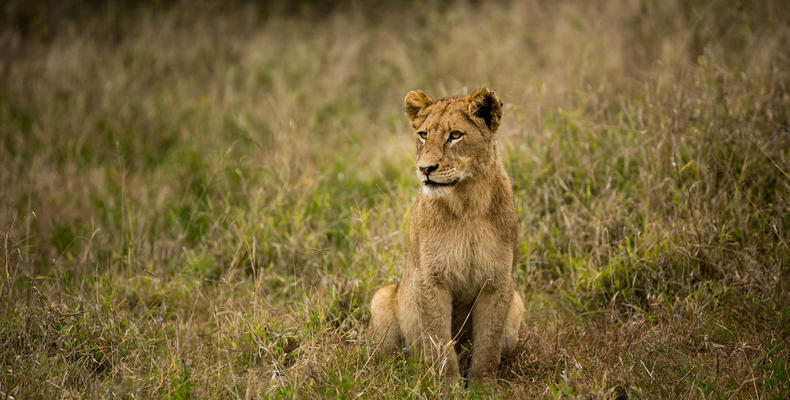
[1,0,789,398]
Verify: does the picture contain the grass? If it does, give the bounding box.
[1,0,789,398]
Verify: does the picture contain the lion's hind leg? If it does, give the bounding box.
[502,290,524,357]
[368,284,402,354]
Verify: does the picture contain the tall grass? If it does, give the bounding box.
[1,1,789,398]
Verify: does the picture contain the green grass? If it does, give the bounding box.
[1,0,789,398]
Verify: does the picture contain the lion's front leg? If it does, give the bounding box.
[416,281,460,384]
[468,281,513,384]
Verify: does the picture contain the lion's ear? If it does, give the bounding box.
[404,90,433,129]
[466,88,502,133]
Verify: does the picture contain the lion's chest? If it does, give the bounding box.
[419,218,511,299]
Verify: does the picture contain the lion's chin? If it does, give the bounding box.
[420,177,461,198]
[422,184,451,198]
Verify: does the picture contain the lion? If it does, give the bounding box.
[368,87,524,385]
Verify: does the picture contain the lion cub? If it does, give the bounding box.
[368,88,524,385]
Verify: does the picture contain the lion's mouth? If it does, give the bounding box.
[424,179,459,187]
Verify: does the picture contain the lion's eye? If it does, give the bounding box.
[417,131,428,140]
[449,130,463,141]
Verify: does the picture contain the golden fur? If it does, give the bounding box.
[368,88,524,385]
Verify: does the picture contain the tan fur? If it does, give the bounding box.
[368,88,524,385]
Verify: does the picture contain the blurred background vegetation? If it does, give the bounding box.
[1,0,789,398]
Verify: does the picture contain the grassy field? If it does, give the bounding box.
[2,1,789,398]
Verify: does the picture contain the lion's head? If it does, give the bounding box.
[403,88,503,198]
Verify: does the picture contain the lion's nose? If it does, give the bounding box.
[418,164,439,176]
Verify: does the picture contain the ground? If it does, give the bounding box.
[1,1,789,398]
